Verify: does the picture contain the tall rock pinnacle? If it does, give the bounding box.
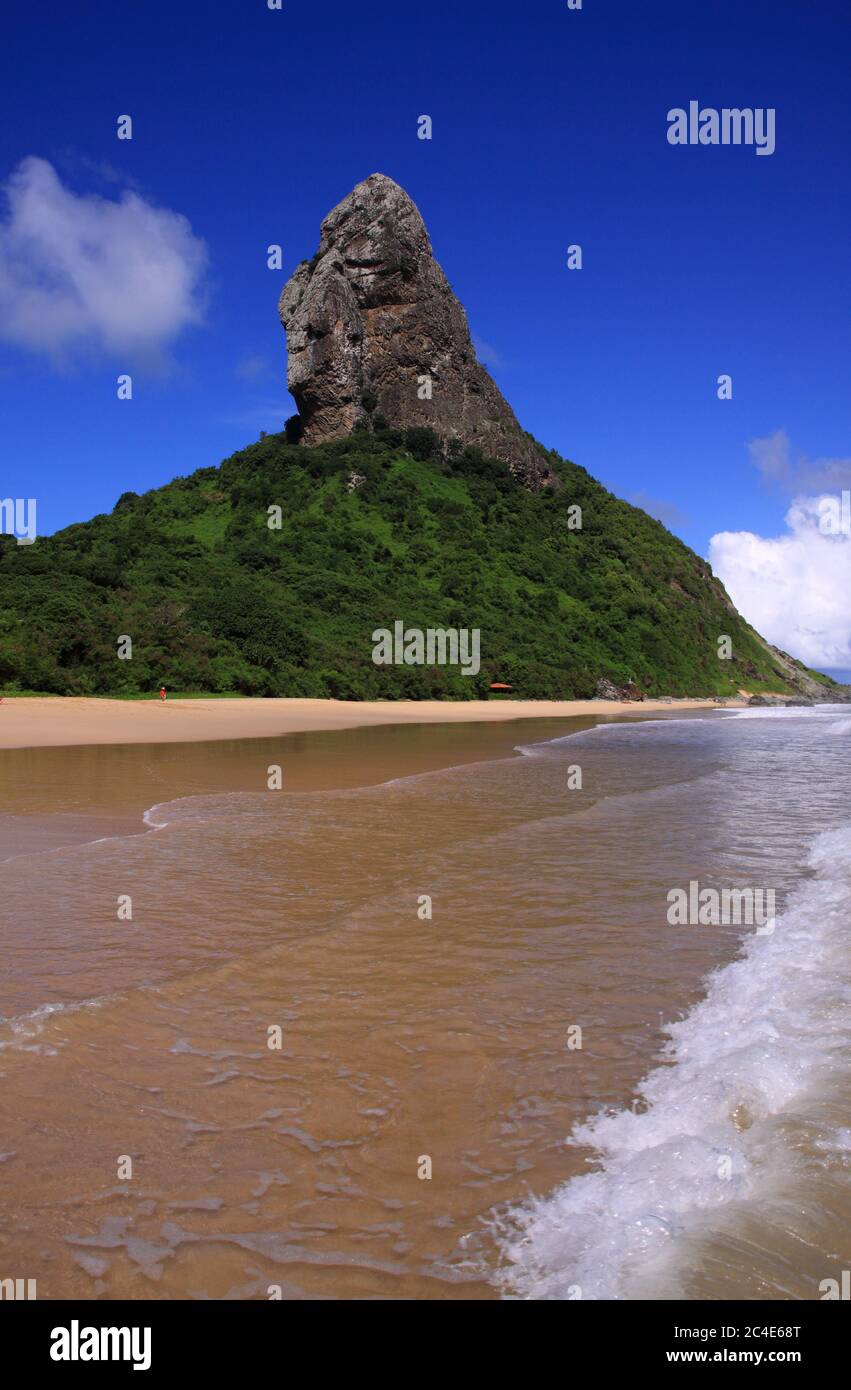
[279,174,557,488]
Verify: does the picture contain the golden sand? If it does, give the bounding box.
[0,694,738,750]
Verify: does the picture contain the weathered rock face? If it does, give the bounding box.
[595,678,646,702]
[279,174,557,488]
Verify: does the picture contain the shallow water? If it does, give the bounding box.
[0,708,849,1299]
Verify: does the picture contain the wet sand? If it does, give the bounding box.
[3,706,847,1301]
[0,716,601,860]
[0,711,721,1299]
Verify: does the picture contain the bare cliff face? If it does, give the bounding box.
[279,174,557,488]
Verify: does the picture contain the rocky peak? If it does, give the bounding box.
[279,174,557,488]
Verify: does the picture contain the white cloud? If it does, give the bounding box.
[710,496,851,670]
[0,157,207,366]
[749,428,851,494]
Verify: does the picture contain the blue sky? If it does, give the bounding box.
[2,0,850,675]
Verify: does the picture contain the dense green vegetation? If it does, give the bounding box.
[0,426,824,699]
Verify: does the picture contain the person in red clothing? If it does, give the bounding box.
[159,687,166,702]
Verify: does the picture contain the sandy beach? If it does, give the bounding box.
[0,694,737,750]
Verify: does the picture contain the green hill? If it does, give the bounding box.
[0,426,838,700]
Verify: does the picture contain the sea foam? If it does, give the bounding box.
[495,820,851,1299]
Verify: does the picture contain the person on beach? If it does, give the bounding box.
[159,687,166,702]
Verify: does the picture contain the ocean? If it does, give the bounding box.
[1,706,849,1300]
